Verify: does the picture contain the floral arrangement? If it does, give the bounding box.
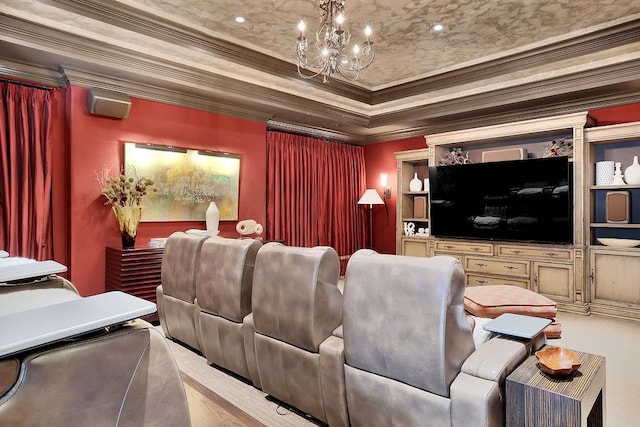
[95,167,156,207]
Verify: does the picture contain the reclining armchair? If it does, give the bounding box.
[0,262,190,426]
[249,243,349,426]
[157,231,209,350]
[195,237,262,387]
[341,250,531,427]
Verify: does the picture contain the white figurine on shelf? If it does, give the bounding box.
[611,162,626,185]
[403,222,415,236]
[236,219,264,237]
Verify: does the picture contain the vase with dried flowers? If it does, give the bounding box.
[96,167,156,249]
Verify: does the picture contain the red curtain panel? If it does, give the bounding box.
[0,82,53,259]
[266,130,367,273]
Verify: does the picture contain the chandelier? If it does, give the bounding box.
[296,0,374,83]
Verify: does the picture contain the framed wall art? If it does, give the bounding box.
[124,142,240,222]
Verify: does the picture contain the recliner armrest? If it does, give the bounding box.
[461,337,528,384]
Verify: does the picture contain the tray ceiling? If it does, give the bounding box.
[2,0,640,142]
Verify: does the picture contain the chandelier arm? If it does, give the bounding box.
[296,64,329,80]
[336,66,360,81]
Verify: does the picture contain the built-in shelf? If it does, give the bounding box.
[590,184,640,190]
[403,191,429,195]
[403,217,429,222]
[590,223,640,228]
[585,121,640,320]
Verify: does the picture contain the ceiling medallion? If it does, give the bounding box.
[296,0,374,83]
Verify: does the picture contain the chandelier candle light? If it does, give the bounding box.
[296,0,374,83]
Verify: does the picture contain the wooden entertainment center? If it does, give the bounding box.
[396,113,640,319]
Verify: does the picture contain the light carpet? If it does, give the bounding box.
[164,335,317,426]
[163,311,640,426]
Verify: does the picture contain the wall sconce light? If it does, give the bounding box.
[380,173,391,199]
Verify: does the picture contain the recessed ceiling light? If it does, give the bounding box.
[432,23,444,32]
[235,16,245,23]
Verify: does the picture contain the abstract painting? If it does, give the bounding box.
[124,142,240,221]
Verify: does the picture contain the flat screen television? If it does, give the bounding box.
[428,156,573,244]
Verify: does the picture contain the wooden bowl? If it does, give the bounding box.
[535,347,582,377]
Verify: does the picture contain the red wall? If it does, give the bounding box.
[590,104,640,125]
[363,137,426,254]
[54,88,640,294]
[65,86,267,295]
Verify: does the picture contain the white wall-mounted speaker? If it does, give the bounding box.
[87,87,131,119]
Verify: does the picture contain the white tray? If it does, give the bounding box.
[0,291,156,357]
[482,313,551,339]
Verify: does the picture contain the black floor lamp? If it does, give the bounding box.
[357,189,385,249]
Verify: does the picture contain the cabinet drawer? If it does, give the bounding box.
[497,245,573,261]
[465,257,530,278]
[466,274,529,288]
[434,240,493,255]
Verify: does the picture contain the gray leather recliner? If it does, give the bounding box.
[341,249,530,427]
[157,231,209,350]
[0,274,191,427]
[248,243,349,426]
[195,237,262,387]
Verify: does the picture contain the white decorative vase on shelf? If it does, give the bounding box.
[611,162,626,185]
[205,201,220,234]
[624,156,640,185]
[409,173,422,192]
[595,161,615,185]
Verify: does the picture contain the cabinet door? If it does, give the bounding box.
[402,238,429,257]
[532,261,574,303]
[590,249,640,307]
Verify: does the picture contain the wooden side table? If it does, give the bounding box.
[105,246,165,321]
[506,349,605,427]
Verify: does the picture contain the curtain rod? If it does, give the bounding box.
[0,77,54,91]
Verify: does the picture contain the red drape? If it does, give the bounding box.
[266,130,367,273]
[0,82,53,259]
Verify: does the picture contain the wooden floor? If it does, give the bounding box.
[182,372,266,427]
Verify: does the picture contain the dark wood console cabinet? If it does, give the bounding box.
[105,247,164,309]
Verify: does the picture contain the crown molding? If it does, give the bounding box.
[369,56,640,128]
[43,0,372,103]
[266,121,363,144]
[0,14,370,128]
[2,7,640,143]
[0,57,68,87]
[372,17,640,104]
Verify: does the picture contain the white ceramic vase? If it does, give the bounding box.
[624,156,640,185]
[409,173,422,192]
[595,161,615,185]
[205,201,220,232]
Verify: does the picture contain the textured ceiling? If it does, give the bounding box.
[122,0,640,89]
[2,0,640,141]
